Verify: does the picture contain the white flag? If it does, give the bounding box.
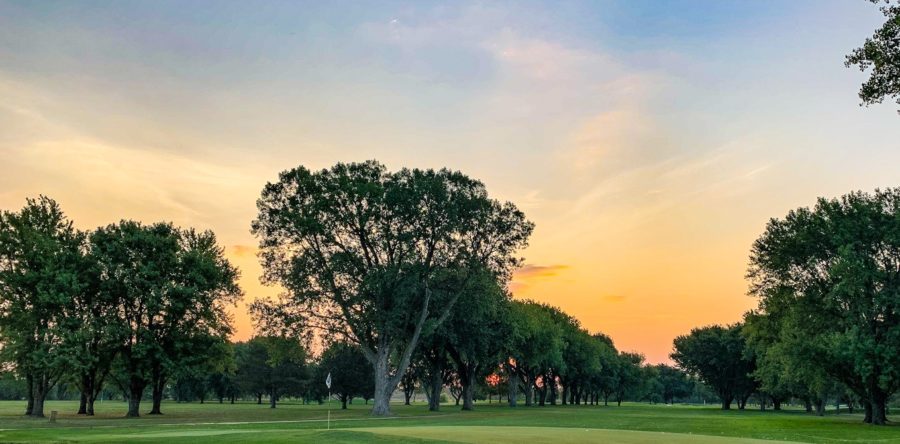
[326,372,332,389]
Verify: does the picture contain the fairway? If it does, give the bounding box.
[356,426,798,443]
[1,401,899,443]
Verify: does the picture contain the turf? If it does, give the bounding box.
[0,400,897,443]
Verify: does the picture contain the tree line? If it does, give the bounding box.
[2,163,899,426]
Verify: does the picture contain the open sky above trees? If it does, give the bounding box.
[1,1,899,363]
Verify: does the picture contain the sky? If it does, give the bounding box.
[1,1,898,363]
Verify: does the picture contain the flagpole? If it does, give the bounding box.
[326,372,332,431]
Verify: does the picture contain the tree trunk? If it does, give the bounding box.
[24,373,34,416]
[86,392,97,416]
[30,374,50,418]
[871,389,888,425]
[863,400,873,423]
[31,394,46,419]
[127,379,145,418]
[269,389,277,409]
[548,375,557,405]
[507,368,517,407]
[403,387,413,405]
[772,398,781,411]
[506,363,519,407]
[523,373,534,406]
[815,399,825,417]
[721,393,733,410]
[461,367,476,411]
[149,371,165,415]
[428,368,442,412]
[341,394,348,410]
[256,393,262,404]
[371,351,396,416]
[78,391,88,415]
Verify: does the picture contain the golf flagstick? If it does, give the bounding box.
[326,372,332,430]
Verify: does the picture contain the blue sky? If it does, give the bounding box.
[1,0,897,361]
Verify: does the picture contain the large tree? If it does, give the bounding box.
[0,196,90,417]
[748,188,900,424]
[91,221,241,417]
[846,0,900,113]
[251,161,532,415]
[671,324,756,410]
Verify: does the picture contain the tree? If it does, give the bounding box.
[747,189,900,424]
[260,336,308,408]
[90,221,241,417]
[557,321,603,406]
[251,161,532,416]
[234,340,269,404]
[614,352,644,406]
[846,0,900,113]
[505,301,565,407]
[0,196,89,417]
[317,341,373,409]
[443,268,511,411]
[651,364,692,405]
[671,324,756,410]
[592,334,620,406]
[63,247,119,416]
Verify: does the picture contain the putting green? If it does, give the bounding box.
[354,426,802,443]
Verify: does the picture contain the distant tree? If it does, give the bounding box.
[251,161,532,416]
[0,196,90,417]
[592,334,620,406]
[234,340,269,404]
[748,189,900,424]
[505,301,565,407]
[557,319,602,406]
[443,267,511,411]
[399,366,418,405]
[235,336,307,408]
[206,342,239,404]
[317,341,373,409]
[90,221,241,417]
[651,364,692,405]
[846,0,900,112]
[0,371,28,400]
[614,352,645,406]
[671,324,756,410]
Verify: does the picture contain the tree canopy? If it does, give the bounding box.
[251,160,532,415]
[747,188,900,424]
[846,0,900,112]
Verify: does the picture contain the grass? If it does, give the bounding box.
[0,400,898,443]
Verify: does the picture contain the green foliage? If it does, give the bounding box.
[671,324,756,410]
[317,341,373,409]
[845,0,900,112]
[0,372,27,400]
[747,188,900,423]
[250,161,532,415]
[235,337,308,408]
[0,196,90,416]
[90,220,241,416]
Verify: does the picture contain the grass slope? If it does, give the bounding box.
[0,400,897,443]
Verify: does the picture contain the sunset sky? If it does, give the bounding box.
[2,1,899,363]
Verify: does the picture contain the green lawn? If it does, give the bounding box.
[0,400,897,443]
